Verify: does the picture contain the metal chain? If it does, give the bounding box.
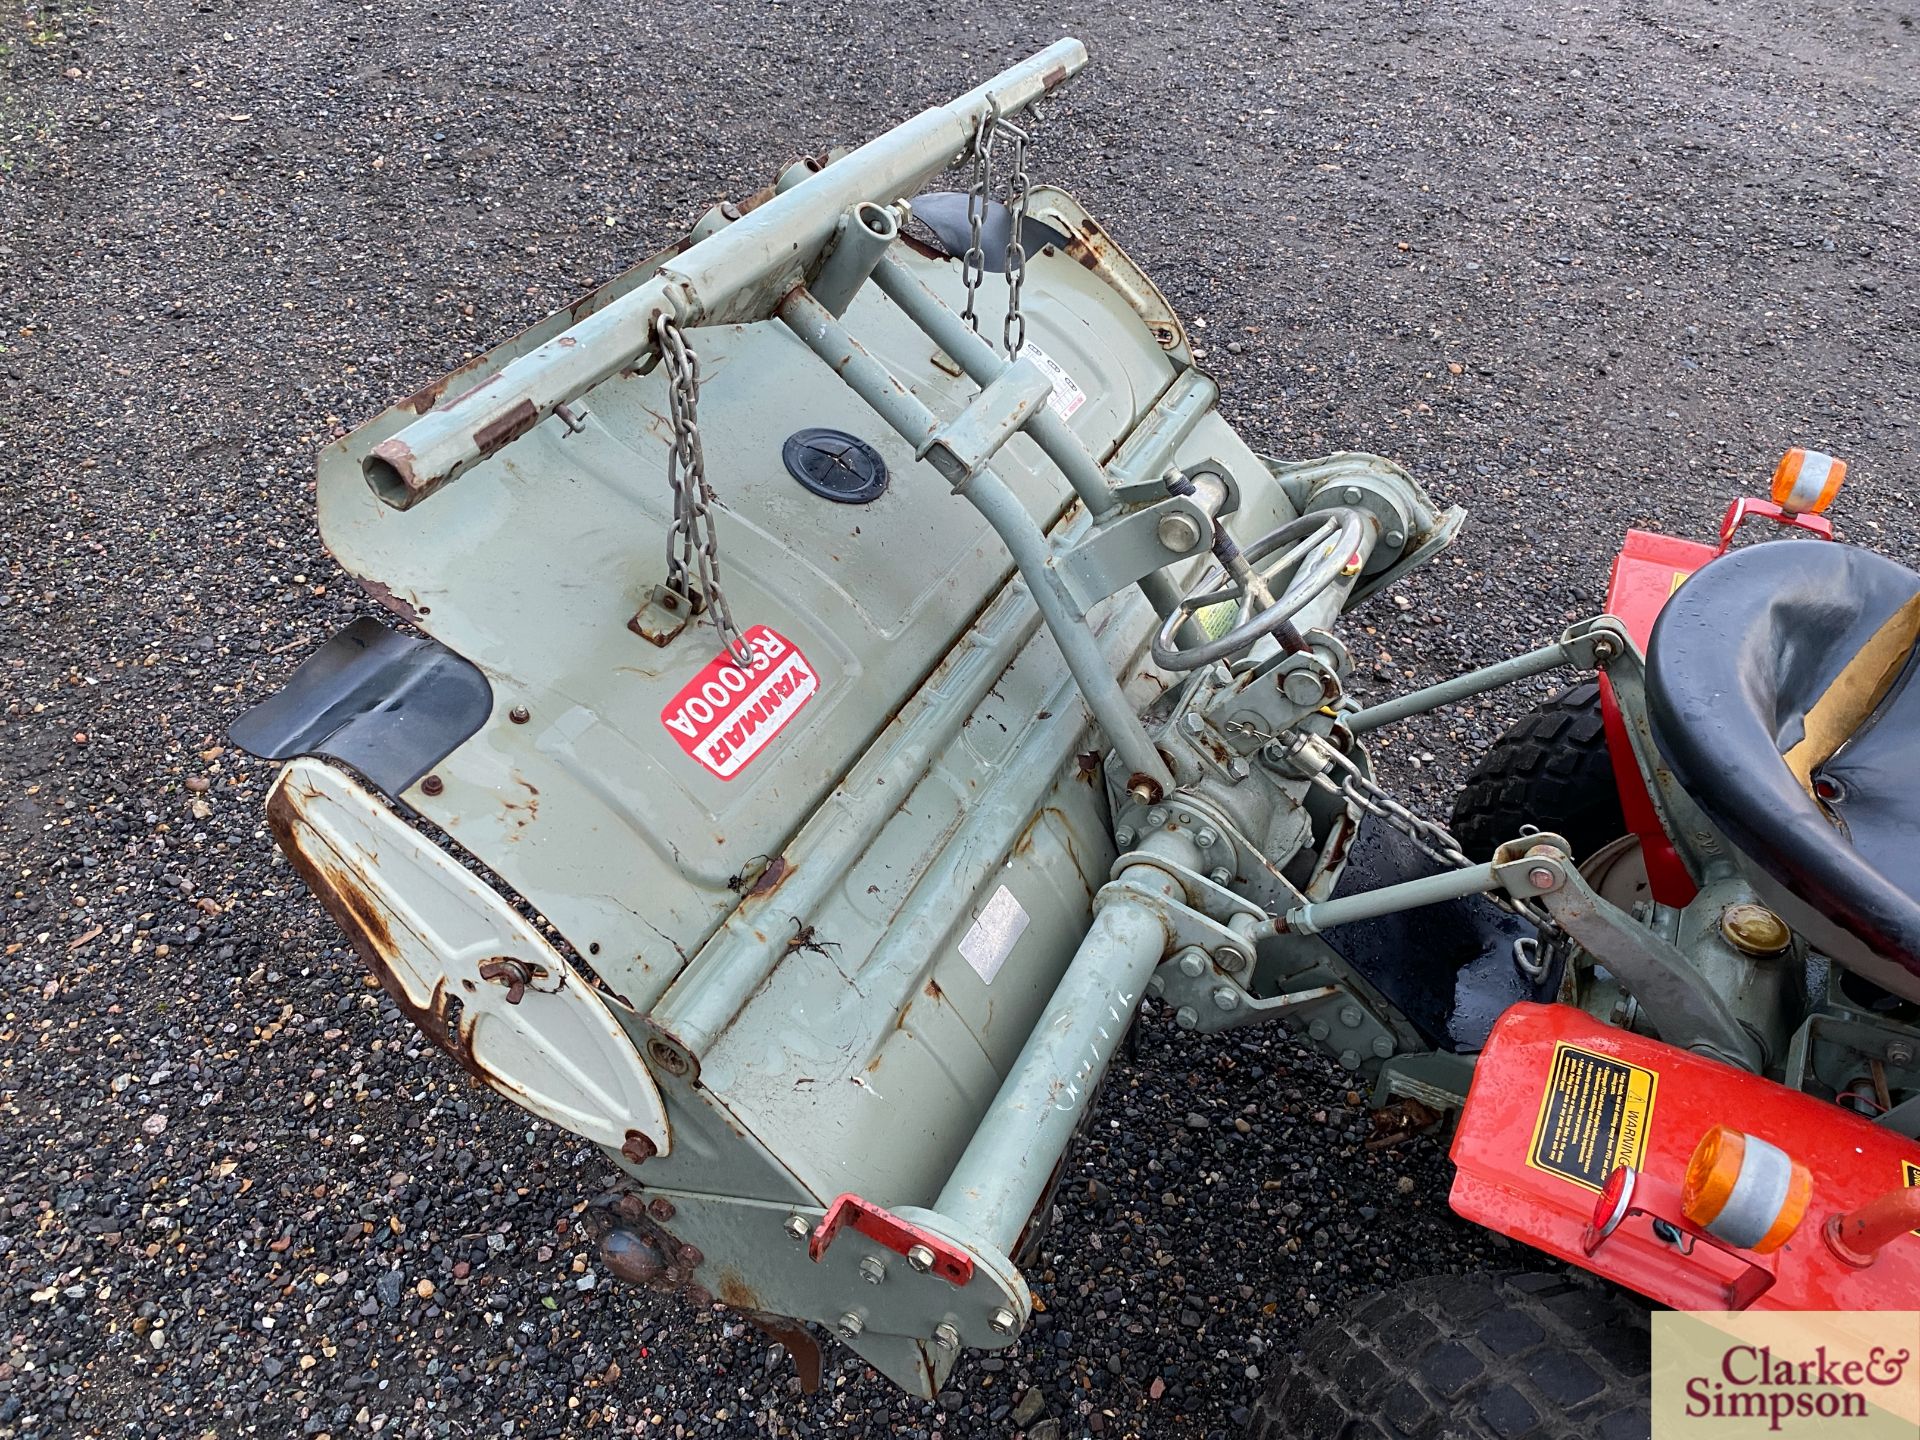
[1000,118,1031,357]
[959,107,997,339]
[1296,735,1566,977]
[654,313,755,669]
[958,104,1038,356]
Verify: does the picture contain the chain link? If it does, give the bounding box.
[1285,732,1566,978]
[958,104,1037,356]
[654,313,755,669]
[1000,118,1030,357]
[959,107,997,339]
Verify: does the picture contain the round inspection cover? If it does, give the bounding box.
[782,428,889,504]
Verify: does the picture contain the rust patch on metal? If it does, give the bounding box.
[746,854,791,897]
[1074,751,1102,785]
[503,773,540,833]
[265,782,489,1084]
[402,375,451,416]
[716,1269,758,1311]
[473,397,540,458]
[356,577,421,626]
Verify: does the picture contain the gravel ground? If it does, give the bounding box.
[3,0,1916,1437]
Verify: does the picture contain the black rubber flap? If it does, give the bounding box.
[1321,816,1555,1053]
[782,428,889,504]
[907,191,1071,267]
[229,617,493,797]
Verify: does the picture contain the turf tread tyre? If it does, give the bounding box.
[1451,682,1626,863]
[1246,1271,1651,1439]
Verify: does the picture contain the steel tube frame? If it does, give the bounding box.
[1344,637,1586,735]
[935,860,1179,1251]
[1278,862,1502,936]
[869,256,1201,644]
[362,39,1088,507]
[776,287,1173,791]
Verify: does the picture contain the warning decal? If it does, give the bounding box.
[1017,342,1087,419]
[660,625,819,780]
[1526,1042,1658,1193]
[1905,1160,1918,1236]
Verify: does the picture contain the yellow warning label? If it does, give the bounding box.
[1197,600,1238,641]
[1526,1043,1658,1193]
[1669,569,1690,595]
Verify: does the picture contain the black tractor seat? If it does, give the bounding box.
[1647,538,1920,984]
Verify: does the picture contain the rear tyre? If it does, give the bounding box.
[1451,682,1626,863]
[1246,1270,1652,1439]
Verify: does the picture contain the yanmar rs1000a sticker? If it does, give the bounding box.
[660,625,819,780]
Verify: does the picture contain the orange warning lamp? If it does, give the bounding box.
[1681,1125,1812,1254]
[1770,448,1846,516]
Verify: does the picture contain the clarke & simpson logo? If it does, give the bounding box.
[1686,1340,1911,1429]
[1653,1313,1920,1439]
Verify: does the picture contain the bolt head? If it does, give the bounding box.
[1385,529,1406,548]
[1339,1005,1363,1028]
[1208,866,1233,887]
[1308,1018,1330,1041]
[1178,949,1207,978]
[1229,757,1251,780]
[1174,1006,1199,1030]
[1888,1041,1916,1067]
[1372,1034,1394,1058]
[1183,712,1205,735]
[508,705,531,724]
[783,1214,811,1242]
[837,1312,864,1339]
[1194,826,1219,849]
[858,1256,886,1285]
[1527,865,1557,891]
[1145,806,1168,828]
[932,1322,961,1352]
[906,1244,935,1274]
[1145,973,1165,998]
[988,1307,1018,1336]
[1341,486,1363,505]
[1157,511,1204,554]
[1212,986,1239,1012]
[1114,826,1135,849]
[1338,1049,1361,1070]
[420,774,445,796]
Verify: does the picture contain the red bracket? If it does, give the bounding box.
[1718,496,1834,554]
[807,1193,974,1287]
[1583,1168,1777,1311]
